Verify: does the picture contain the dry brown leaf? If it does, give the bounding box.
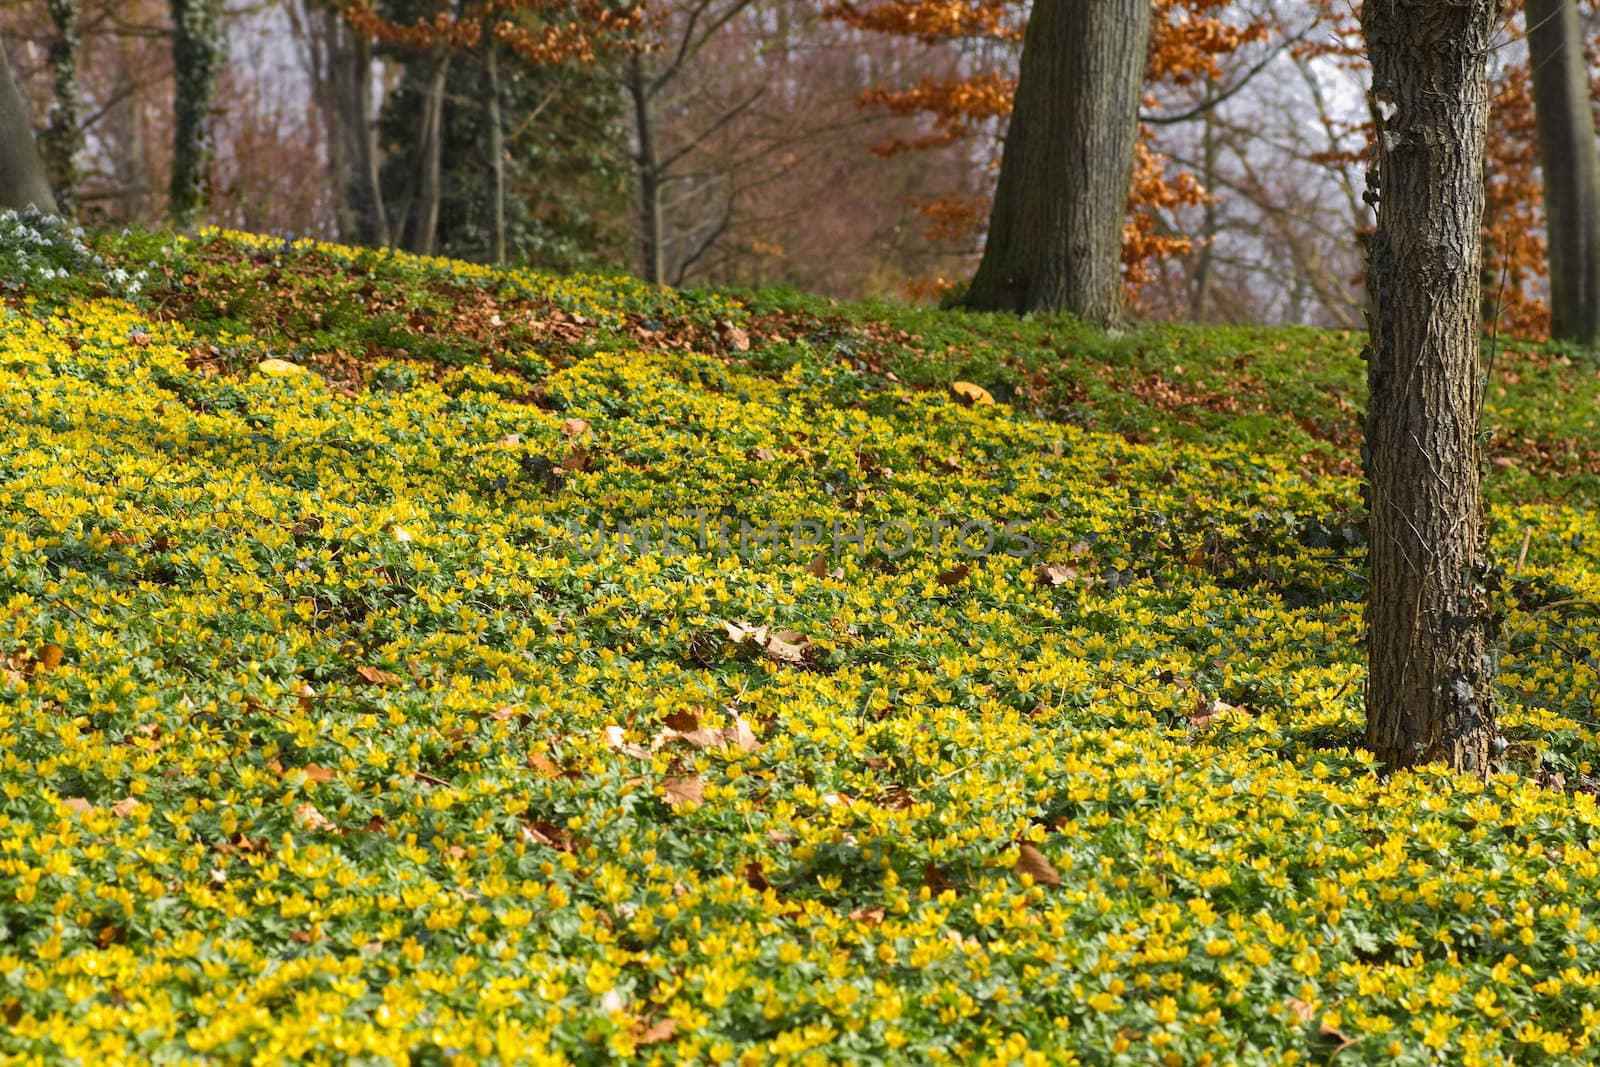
[62,797,93,814]
[1015,842,1062,886]
[355,665,401,686]
[560,418,591,438]
[806,554,830,578]
[1035,563,1079,588]
[1190,696,1237,730]
[764,629,811,664]
[491,705,521,722]
[111,797,138,818]
[718,321,751,352]
[37,643,64,671]
[294,802,335,832]
[662,775,704,808]
[635,1017,679,1045]
[562,445,591,472]
[302,765,337,784]
[744,861,771,891]
[937,564,970,586]
[1285,998,1316,1025]
[603,724,652,759]
[527,750,562,778]
[662,708,701,732]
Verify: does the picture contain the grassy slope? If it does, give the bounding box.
[1,221,1600,1064]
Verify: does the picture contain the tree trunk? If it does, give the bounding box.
[628,53,665,285]
[42,0,81,216]
[302,2,388,246]
[0,39,57,214]
[401,52,451,256]
[1191,84,1220,322]
[485,37,506,265]
[963,0,1151,324]
[1527,0,1600,346]
[1362,0,1501,776]
[169,0,223,231]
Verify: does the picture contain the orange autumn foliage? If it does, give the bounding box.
[831,0,1269,297]
[343,0,640,66]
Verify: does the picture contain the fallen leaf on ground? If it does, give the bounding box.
[662,775,704,808]
[1015,842,1062,886]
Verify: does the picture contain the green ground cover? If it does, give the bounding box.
[2,215,1600,1064]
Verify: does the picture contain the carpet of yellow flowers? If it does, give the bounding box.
[3,226,1600,1065]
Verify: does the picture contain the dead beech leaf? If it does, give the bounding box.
[527,750,562,778]
[950,380,994,406]
[560,417,591,438]
[1015,842,1061,886]
[604,724,652,759]
[764,629,811,665]
[37,643,64,671]
[635,1017,679,1045]
[294,802,335,832]
[724,715,760,752]
[1285,998,1316,1025]
[302,765,337,784]
[717,320,751,352]
[937,564,970,586]
[805,554,830,578]
[499,432,523,446]
[111,798,138,818]
[1190,696,1237,730]
[62,797,94,814]
[491,705,521,722]
[661,708,700,732]
[561,445,591,472]
[1035,563,1079,588]
[355,665,401,686]
[662,775,704,808]
[744,861,771,892]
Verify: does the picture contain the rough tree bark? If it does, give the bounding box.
[42,0,81,216]
[394,52,451,256]
[963,0,1151,324]
[294,1,389,246]
[1527,0,1600,346]
[0,39,57,214]
[485,37,506,265]
[169,0,223,231]
[627,53,665,285]
[1362,0,1502,775]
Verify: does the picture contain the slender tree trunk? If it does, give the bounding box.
[168,0,223,231]
[1362,0,1501,775]
[964,0,1151,324]
[0,40,57,214]
[403,52,451,256]
[1527,0,1600,346]
[1191,85,1220,322]
[628,54,665,285]
[485,37,506,265]
[42,0,81,216]
[337,14,388,246]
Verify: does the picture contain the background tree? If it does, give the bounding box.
[40,0,79,214]
[0,34,56,211]
[1362,0,1502,774]
[348,0,638,258]
[168,0,222,230]
[963,0,1152,320]
[1527,0,1600,345]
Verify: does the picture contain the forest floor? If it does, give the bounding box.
[2,216,1600,1064]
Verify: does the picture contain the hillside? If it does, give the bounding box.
[3,213,1600,1064]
